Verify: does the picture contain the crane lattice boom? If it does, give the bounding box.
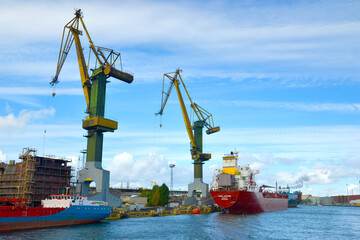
[50,9,133,113]
[156,69,220,160]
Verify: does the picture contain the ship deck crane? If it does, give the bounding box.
[156,69,219,198]
[50,10,133,206]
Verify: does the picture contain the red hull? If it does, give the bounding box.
[0,205,64,218]
[0,219,101,232]
[210,190,288,214]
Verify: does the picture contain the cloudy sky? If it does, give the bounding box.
[0,0,360,196]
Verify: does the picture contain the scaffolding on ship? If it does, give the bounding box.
[0,148,72,206]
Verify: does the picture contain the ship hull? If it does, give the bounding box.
[0,205,110,232]
[287,193,300,208]
[210,190,288,214]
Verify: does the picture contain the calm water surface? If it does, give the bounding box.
[1,205,359,240]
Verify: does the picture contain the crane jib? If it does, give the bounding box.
[156,69,220,160]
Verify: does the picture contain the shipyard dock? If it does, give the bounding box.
[107,205,223,220]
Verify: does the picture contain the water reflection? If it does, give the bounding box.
[209,212,260,239]
[1,206,360,240]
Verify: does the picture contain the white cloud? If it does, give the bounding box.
[0,96,43,108]
[107,152,217,190]
[5,102,11,112]
[277,163,360,187]
[0,87,82,96]
[0,1,359,84]
[2,1,357,49]
[108,152,171,188]
[347,184,359,192]
[208,164,220,171]
[66,155,82,170]
[167,160,176,166]
[65,155,83,182]
[235,152,274,171]
[210,126,360,160]
[0,107,55,134]
[222,100,360,112]
[0,150,6,162]
[5,123,354,166]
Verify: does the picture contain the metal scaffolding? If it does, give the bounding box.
[0,148,72,206]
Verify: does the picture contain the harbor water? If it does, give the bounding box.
[1,205,360,239]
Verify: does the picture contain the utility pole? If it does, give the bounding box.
[169,163,175,194]
[80,149,87,169]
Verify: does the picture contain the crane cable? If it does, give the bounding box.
[43,83,56,156]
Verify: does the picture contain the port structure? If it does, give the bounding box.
[51,10,133,206]
[0,148,72,207]
[156,69,220,199]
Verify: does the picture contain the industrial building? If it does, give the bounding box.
[331,195,360,204]
[0,148,72,206]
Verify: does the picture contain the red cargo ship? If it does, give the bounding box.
[210,152,288,214]
[0,195,110,232]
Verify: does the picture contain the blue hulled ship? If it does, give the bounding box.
[278,186,302,207]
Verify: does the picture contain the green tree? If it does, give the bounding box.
[159,183,170,206]
[139,190,151,206]
[139,190,151,198]
[146,185,160,206]
[151,185,160,206]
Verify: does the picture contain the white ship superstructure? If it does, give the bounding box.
[211,152,259,191]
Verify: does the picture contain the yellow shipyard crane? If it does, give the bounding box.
[51,10,133,112]
[156,69,219,199]
[51,9,133,206]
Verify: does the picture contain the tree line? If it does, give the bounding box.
[139,183,169,206]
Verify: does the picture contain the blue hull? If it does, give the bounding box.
[0,205,111,232]
[288,193,300,207]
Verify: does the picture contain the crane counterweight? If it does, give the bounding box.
[104,65,133,83]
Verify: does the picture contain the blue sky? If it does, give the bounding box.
[0,0,360,196]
